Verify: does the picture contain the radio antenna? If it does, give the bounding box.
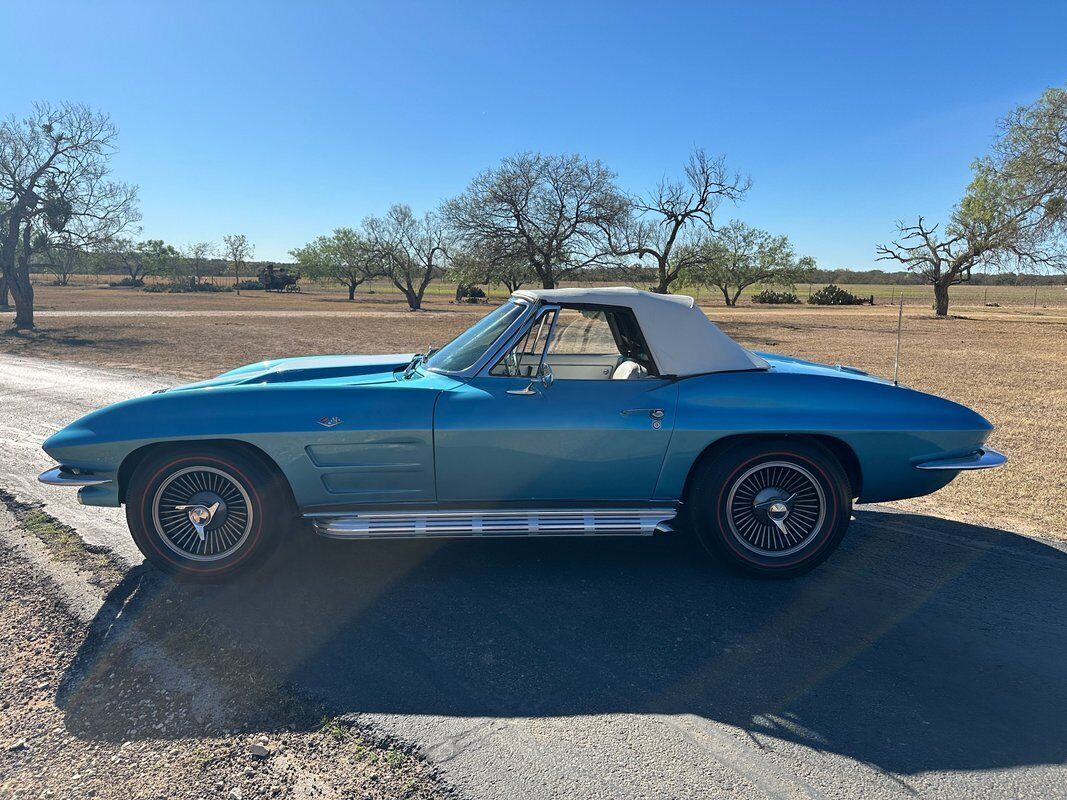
[893,291,904,386]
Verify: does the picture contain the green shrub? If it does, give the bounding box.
[110,277,144,287]
[752,289,800,305]
[143,281,231,293]
[808,284,871,306]
[234,279,264,291]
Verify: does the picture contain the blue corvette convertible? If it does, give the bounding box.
[39,287,1005,579]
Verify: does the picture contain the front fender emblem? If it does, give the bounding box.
[318,416,343,428]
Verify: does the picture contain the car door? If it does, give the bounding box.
[433,305,679,503]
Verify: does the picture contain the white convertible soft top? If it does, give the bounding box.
[510,287,768,376]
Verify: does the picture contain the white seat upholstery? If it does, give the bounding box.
[612,360,648,380]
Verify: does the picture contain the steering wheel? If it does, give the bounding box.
[505,349,521,377]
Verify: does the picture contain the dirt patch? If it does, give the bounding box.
[0,313,476,382]
[0,530,449,800]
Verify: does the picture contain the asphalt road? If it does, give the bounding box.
[4,353,1066,799]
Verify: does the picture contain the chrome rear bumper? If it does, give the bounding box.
[915,447,1007,471]
[38,466,112,487]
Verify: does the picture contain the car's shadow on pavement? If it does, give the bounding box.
[57,507,1067,777]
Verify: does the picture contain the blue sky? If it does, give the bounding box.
[6,1,1066,266]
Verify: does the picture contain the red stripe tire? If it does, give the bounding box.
[125,445,291,581]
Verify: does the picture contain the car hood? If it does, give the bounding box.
[755,351,892,385]
[167,353,417,392]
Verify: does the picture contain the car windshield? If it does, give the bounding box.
[424,301,527,373]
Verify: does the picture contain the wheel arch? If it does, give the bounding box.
[681,433,862,502]
[117,439,295,506]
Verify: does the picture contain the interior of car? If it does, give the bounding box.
[490,305,658,380]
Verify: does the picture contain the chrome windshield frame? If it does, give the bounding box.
[423,298,539,379]
[478,303,561,380]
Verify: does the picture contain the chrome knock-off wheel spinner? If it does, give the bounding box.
[152,466,253,561]
[726,461,826,557]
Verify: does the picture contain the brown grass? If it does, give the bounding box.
[3,287,1064,540]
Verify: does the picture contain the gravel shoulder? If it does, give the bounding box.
[0,505,450,800]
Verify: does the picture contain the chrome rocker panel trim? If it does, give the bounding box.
[915,447,1007,471]
[306,508,677,539]
[38,466,112,487]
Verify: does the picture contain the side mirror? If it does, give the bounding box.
[507,362,554,396]
[538,362,554,390]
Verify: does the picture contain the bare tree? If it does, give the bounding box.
[34,232,85,285]
[605,149,750,293]
[0,103,139,329]
[182,241,216,288]
[365,204,447,310]
[98,238,145,283]
[684,220,814,306]
[878,85,1066,316]
[291,227,379,300]
[877,217,990,316]
[444,152,628,289]
[223,234,254,295]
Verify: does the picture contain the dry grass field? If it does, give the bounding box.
[3,281,1065,540]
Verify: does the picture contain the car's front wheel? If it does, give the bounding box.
[126,445,290,580]
[687,440,852,577]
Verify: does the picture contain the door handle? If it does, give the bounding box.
[621,408,665,419]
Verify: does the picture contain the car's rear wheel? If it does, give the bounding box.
[126,445,290,581]
[687,440,852,577]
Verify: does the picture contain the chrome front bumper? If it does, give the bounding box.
[915,447,1008,471]
[38,466,112,487]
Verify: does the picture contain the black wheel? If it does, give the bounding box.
[125,445,292,581]
[686,440,852,577]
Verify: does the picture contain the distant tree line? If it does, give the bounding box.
[34,246,1063,291]
[799,267,1066,286]
[28,239,282,287]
